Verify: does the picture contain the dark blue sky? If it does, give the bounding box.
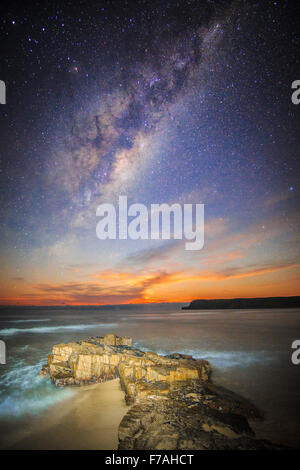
[0,0,299,305]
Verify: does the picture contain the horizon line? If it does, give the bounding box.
[1,295,300,308]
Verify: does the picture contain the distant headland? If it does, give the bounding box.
[182,296,300,310]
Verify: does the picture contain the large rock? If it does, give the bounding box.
[118,399,284,450]
[39,333,285,450]
[39,334,211,394]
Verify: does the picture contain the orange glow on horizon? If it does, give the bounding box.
[1,263,300,306]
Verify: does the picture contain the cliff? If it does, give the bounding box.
[40,333,285,450]
[182,296,300,310]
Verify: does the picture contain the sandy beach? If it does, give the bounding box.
[5,379,128,450]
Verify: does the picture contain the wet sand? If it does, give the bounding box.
[6,379,128,450]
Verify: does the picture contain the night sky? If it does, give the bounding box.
[0,0,299,305]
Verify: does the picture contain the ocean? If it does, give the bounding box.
[0,305,299,449]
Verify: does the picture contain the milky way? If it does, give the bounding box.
[0,0,299,305]
[48,1,231,213]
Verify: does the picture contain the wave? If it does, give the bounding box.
[134,342,274,369]
[169,311,226,316]
[0,322,117,336]
[3,318,51,323]
[19,344,30,351]
[174,349,274,368]
[0,359,75,417]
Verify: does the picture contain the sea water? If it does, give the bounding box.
[0,305,299,448]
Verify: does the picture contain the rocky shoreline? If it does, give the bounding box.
[182,296,300,310]
[39,333,286,450]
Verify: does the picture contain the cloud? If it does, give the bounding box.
[264,190,296,208]
[28,270,180,305]
[210,262,300,281]
[121,240,181,267]
[2,257,299,306]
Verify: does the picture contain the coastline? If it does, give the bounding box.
[2,322,298,450]
[6,379,128,450]
[40,333,287,450]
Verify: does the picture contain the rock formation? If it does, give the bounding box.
[183,296,300,310]
[40,333,285,450]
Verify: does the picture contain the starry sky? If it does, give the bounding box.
[0,0,299,305]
